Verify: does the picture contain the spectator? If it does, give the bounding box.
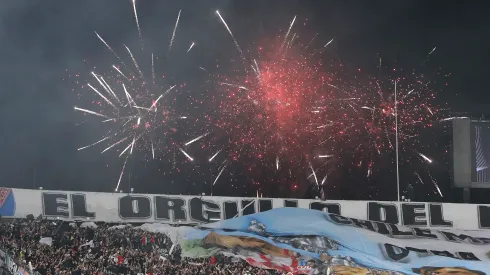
[0,219,280,275]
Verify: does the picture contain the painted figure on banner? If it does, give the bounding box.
[181,209,490,275]
[182,219,405,275]
[412,266,485,275]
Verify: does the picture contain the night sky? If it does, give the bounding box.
[1,0,489,203]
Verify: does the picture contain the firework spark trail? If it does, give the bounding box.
[309,162,319,186]
[151,142,155,159]
[318,155,333,158]
[209,149,222,162]
[284,33,297,54]
[185,133,209,146]
[149,85,176,112]
[115,155,129,192]
[122,84,136,107]
[307,168,319,179]
[187,42,195,53]
[281,16,296,50]
[213,164,227,186]
[253,59,261,80]
[112,65,129,80]
[125,45,143,77]
[129,136,138,155]
[91,72,113,96]
[77,136,111,151]
[132,0,143,50]
[305,33,318,49]
[179,147,194,161]
[426,106,434,115]
[361,106,375,111]
[324,38,334,48]
[320,173,328,185]
[414,171,424,184]
[220,82,249,90]
[151,53,155,86]
[440,116,469,122]
[276,156,280,170]
[168,10,181,54]
[220,82,248,90]
[74,107,110,118]
[102,137,128,154]
[428,47,437,56]
[119,142,133,157]
[95,32,128,69]
[429,172,443,197]
[99,76,122,105]
[418,152,433,163]
[87,83,116,109]
[216,10,245,60]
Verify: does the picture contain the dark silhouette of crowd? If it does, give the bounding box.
[0,219,279,275]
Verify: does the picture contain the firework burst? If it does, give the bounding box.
[72,5,198,191]
[207,12,450,197]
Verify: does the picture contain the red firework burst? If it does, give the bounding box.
[213,38,333,163]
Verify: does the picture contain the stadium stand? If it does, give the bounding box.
[0,219,279,275]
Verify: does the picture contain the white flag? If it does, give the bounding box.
[39,237,53,246]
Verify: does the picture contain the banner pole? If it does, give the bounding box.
[395,80,400,202]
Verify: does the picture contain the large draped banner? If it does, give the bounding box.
[180,208,490,275]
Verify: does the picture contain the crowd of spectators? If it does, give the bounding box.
[0,219,279,275]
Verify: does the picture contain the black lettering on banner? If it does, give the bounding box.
[401,203,427,226]
[223,201,238,220]
[428,204,453,227]
[42,192,69,217]
[387,224,414,238]
[328,213,352,225]
[190,198,221,223]
[241,200,256,216]
[478,205,490,229]
[309,202,341,215]
[118,195,151,219]
[368,202,399,224]
[457,252,480,261]
[373,222,391,235]
[258,199,272,212]
[284,200,298,208]
[350,218,376,232]
[439,231,483,244]
[479,237,490,244]
[71,193,95,219]
[430,250,457,259]
[412,228,437,239]
[383,243,409,261]
[154,196,187,222]
[406,247,428,254]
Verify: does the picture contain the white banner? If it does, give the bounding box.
[1,187,490,230]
